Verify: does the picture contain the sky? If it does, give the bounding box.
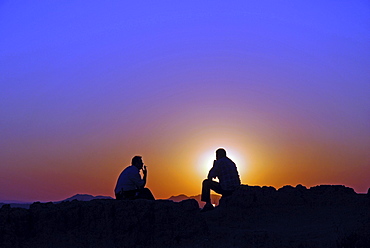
[1,1,369,202]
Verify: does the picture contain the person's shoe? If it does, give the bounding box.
[200,202,214,212]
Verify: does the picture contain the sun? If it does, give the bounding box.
[196,147,246,178]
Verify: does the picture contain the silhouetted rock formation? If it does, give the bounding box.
[1,185,369,248]
[219,184,360,208]
[0,199,203,248]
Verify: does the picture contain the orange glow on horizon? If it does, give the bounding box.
[2,121,369,203]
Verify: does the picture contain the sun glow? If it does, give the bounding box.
[196,147,246,178]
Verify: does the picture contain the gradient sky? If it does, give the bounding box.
[1,1,369,202]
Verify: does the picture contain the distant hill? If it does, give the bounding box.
[168,194,221,208]
[56,194,113,203]
[1,193,219,209]
[167,194,189,202]
[0,194,114,209]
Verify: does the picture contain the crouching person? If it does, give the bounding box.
[114,156,155,200]
[201,148,241,212]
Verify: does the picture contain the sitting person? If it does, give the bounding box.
[114,155,155,200]
[201,148,241,211]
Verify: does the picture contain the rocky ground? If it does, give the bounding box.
[1,185,369,248]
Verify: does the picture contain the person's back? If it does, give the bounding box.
[114,165,143,194]
[114,156,154,200]
[201,148,241,212]
[216,156,240,191]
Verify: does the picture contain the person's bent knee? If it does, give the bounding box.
[139,187,155,200]
[203,179,211,186]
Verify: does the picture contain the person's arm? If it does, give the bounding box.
[142,165,147,188]
[114,172,124,195]
[207,160,218,179]
[130,167,145,189]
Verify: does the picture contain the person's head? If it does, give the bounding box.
[132,156,144,170]
[216,148,227,160]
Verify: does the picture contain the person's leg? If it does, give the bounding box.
[122,190,137,200]
[201,179,224,212]
[201,179,223,203]
[136,188,155,200]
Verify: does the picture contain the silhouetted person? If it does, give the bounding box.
[201,148,241,211]
[115,156,155,200]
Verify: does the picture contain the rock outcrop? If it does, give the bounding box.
[0,199,203,248]
[1,185,369,248]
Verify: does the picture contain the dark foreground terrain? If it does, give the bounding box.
[1,185,369,248]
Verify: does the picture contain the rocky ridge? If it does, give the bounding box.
[1,184,369,248]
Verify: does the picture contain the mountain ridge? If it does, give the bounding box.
[0,194,114,209]
[0,193,215,209]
